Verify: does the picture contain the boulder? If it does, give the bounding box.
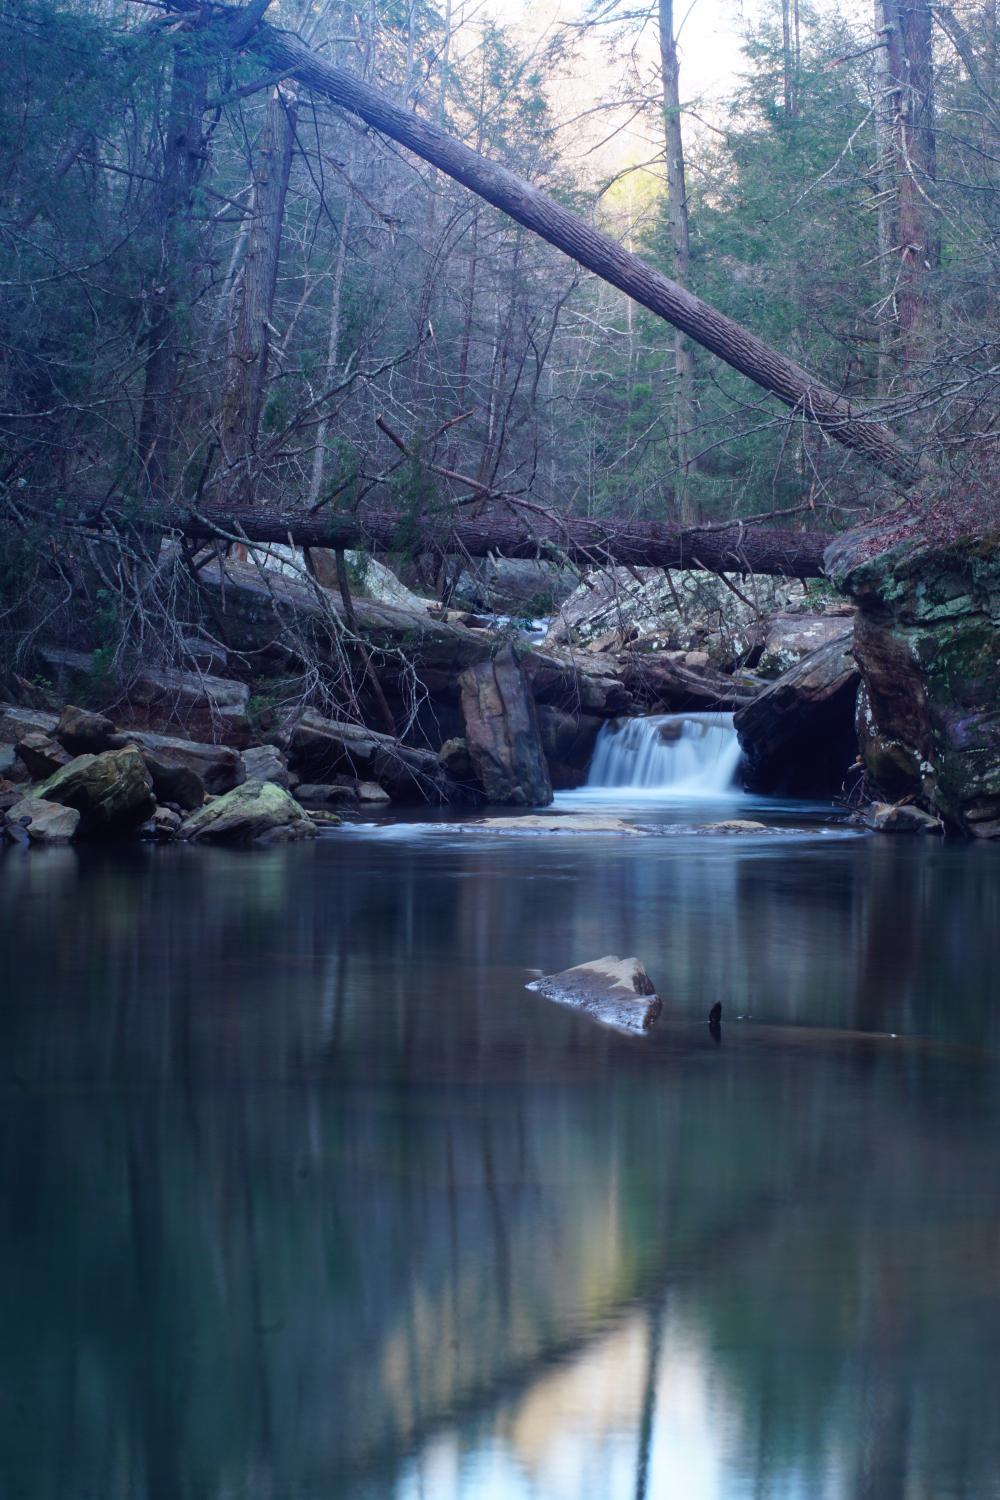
[34,747,155,834]
[0,705,58,743]
[295,782,360,809]
[279,709,460,803]
[179,781,317,846]
[55,704,116,754]
[734,636,860,797]
[863,802,944,836]
[758,611,855,678]
[527,956,662,1036]
[137,806,183,842]
[4,796,80,845]
[240,744,291,789]
[15,732,72,780]
[827,523,1000,837]
[438,737,475,780]
[109,729,243,798]
[700,819,768,833]
[476,814,639,834]
[459,645,552,807]
[356,780,391,804]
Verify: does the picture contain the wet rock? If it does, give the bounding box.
[357,780,391,804]
[758,612,855,679]
[4,796,80,844]
[55,704,116,754]
[438,737,475,780]
[459,645,552,807]
[527,955,662,1036]
[700,819,768,833]
[179,781,317,846]
[15,732,72,780]
[863,802,944,836]
[295,782,361,809]
[109,730,243,798]
[35,747,155,835]
[241,744,291,789]
[734,636,860,797]
[475,814,639,834]
[827,525,1000,837]
[137,806,183,842]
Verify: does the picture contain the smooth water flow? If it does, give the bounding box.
[586,712,743,794]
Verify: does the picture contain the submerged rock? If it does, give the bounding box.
[35,747,155,835]
[827,524,1000,837]
[527,955,662,1036]
[459,645,552,806]
[700,819,768,833]
[4,796,80,844]
[179,781,317,846]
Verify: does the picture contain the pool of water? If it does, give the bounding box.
[2,798,1000,1499]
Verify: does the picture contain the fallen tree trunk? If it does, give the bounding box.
[188,2,918,487]
[41,493,829,577]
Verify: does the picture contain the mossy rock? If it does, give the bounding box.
[35,747,155,834]
[179,780,317,847]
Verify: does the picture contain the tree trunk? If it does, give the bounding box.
[657,0,696,514]
[49,492,830,577]
[220,86,297,488]
[189,4,918,487]
[136,40,210,500]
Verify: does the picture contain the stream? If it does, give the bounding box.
[2,717,1000,1498]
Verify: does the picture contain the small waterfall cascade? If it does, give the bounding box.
[586,712,743,795]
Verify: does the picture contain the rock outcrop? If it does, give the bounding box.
[734,635,860,797]
[179,781,318,846]
[459,646,552,806]
[827,524,1000,836]
[278,709,460,803]
[757,611,855,678]
[527,956,662,1036]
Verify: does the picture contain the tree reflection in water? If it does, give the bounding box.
[1,829,999,1498]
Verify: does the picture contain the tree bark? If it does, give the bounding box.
[657,0,696,510]
[220,86,297,483]
[45,493,830,577]
[136,40,210,500]
[187,3,918,486]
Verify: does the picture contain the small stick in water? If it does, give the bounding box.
[708,1002,722,1042]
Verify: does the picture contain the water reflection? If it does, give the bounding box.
[1,828,999,1498]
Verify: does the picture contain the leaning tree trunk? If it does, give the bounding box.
[220,85,297,493]
[183,2,918,487]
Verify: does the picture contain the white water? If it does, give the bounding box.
[585,712,743,796]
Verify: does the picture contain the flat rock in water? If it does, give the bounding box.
[476,814,639,834]
[700,819,768,834]
[528,955,662,1036]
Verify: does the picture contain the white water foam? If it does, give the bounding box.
[583,712,743,797]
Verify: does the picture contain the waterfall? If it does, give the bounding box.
[585,713,743,795]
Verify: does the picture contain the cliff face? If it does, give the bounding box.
[827,527,1000,837]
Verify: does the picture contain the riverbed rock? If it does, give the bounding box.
[35,747,155,834]
[699,819,769,833]
[179,781,317,846]
[55,704,116,754]
[137,805,183,842]
[15,732,72,780]
[475,814,639,834]
[295,781,361,809]
[4,795,80,844]
[734,635,860,796]
[826,521,1000,837]
[0,705,59,743]
[863,801,944,836]
[459,645,552,807]
[527,955,662,1036]
[109,730,243,800]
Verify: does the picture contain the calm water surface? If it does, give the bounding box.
[2,793,1000,1499]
